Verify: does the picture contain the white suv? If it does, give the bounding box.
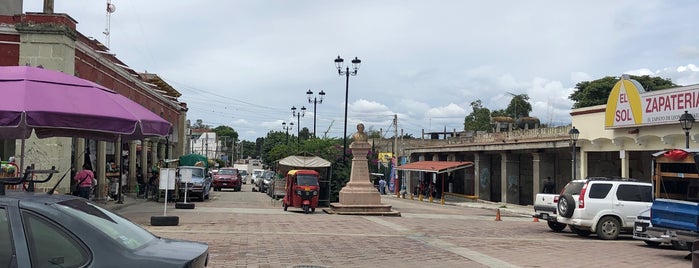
[556,177,652,240]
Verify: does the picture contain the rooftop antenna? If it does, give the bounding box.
[103,0,116,48]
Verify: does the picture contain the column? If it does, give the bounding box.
[151,140,158,169]
[532,152,542,199]
[129,141,137,191]
[473,153,487,201]
[501,152,520,204]
[96,141,107,201]
[620,150,629,178]
[140,140,148,176]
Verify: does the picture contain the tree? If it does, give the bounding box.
[464,100,492,131]
[505,93,532,119]
[569,75,677,109]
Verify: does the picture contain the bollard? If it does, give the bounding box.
[441,197,445,205]
[428,196,433,203]
[419,194,423,202]
[495,208,502,221]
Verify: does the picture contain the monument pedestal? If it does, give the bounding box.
[325,141,400,216]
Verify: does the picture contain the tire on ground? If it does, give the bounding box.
[547,221,567,232]
[150,215,179,226]
[557,194,576,217]
[596,216,620,240]
[175,202,195,209]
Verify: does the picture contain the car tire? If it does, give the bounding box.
[672,240,689,250]
[570,226,591,236]
[199,191,205,201]
[150,215,179,226]
[547,221,567,232]
[643,241,661,247]
[557,194,575,218]
[236,187,241,192]
[175,202,195,209]
[596,216,620,240]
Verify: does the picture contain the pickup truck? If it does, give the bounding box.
[646,198,698,249]
[533,193,567,232]
[640,149,699,252]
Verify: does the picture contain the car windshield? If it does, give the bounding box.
[182,168,204,178]
[218,169,238,175]
[296,175,319,186]
[262,171,275,178]
[55,199,155,250]
[239,171,247,176]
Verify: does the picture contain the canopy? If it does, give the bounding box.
[278,155,331,168]
[396,161,473,174]
[0,66,171,141]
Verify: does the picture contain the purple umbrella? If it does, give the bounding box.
[0,66,171,141]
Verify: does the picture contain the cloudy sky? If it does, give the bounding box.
[24,1,699,141]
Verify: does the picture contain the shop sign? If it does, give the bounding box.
[605,76,699,128]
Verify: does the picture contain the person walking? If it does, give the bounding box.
[74,164,94,199]
[379,178,386,195]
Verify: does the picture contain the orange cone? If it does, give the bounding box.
[533,216,539,222]
[495,208,502,221]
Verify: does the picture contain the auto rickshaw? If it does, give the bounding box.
[282,169,320,214]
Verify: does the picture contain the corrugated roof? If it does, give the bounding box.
[395,161,473,174]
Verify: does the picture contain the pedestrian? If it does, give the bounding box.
[379,178,386,195]
[542,177,556,194]
[73,164,94,199]
[145,171,159,200]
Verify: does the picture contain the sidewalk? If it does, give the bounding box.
[383,193,534,218]
[94,193,149,212]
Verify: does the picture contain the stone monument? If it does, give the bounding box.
[326,123,400,216]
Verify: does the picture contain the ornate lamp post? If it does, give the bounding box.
[569,126,580,181]
[291,106,306,143]
[306,89,325,138]
[282,122,294,144]
[680,110,695,149]
[334,55,361,161]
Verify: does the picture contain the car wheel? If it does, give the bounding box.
[570,226,591,236]
[199,191,206,201]
[311,207,316,213]
[150,216,179,226]
[303,205,310,214]
[547,221,567,232]
[643,241,661,247]
[557,194,576,218]
[672,240,689,250]
[236,187,241,192]
[596,216,620,240]
[205,192,210,200]
[175,202,195,209]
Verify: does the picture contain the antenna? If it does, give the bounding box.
[103,0,116,48]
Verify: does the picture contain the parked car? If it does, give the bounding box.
[633,208,688,250]
[251,169,264,186]
[239,170,249,184]
[179,166,213,201]
[0,191,209,267]
[256,171,275,193]
[212,167,242,192]
[556,177,652,240]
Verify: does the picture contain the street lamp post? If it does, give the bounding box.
[291,106,306,143]
[569,126,580,181]
[334,55,361,161]
[306,89,325,138]
[680,110,695,149]
[282,122,294,144]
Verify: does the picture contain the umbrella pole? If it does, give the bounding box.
[18,138,25,174]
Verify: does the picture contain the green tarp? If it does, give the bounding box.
[178,154,208,168]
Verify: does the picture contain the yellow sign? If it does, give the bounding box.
[605,76,644,128]
[378,152,393,163]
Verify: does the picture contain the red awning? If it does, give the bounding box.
[395,161,473,174]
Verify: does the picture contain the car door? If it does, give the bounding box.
[583,182,614,219]
[614,184,653,227]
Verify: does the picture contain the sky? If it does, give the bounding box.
[23,1,699,142]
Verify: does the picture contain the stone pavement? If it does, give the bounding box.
[97,190,692,268]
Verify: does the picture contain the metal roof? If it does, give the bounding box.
[395,161,473,174]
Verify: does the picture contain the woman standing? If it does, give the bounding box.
[74,164,94,199]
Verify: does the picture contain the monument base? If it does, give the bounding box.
[324,202,401,216]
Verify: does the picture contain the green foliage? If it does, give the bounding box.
[569,75,677,108]
[464,100,492,131]
[505,94,532,119]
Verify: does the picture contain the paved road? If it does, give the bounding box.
[105,184,692,268]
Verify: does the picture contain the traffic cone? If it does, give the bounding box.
[495,208,502,221]
[533,216,539,222]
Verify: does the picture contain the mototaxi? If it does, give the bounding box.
[282,169,320,214]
